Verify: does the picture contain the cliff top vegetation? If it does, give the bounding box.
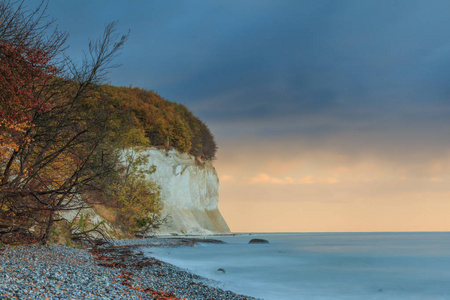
[99,85,217,160]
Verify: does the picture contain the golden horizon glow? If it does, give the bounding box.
[215,139,450,233]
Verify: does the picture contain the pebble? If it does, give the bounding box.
[0,239,258,300]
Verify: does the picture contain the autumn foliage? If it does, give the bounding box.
[109,149,163,234]
[0,43,57,120]
[100,85,217,160]
[0,42,57,158]
[0,1,131,244]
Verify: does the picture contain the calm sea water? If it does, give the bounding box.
[145,232,450,300]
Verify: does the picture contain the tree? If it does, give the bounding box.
[0,1,128,244]
[0,0,65,179]
[110,148,163,234]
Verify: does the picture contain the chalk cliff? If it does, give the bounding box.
[143,148,230,235]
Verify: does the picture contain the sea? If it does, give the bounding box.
[145,232,450,300]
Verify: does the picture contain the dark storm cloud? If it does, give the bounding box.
[42,0,450,142]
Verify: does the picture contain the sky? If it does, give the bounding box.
[37,0,450,232]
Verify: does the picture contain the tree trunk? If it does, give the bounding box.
[40,210,54,245]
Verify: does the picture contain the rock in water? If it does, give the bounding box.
[249,238,269,244]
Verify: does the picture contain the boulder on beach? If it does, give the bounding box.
[198,239,226,244]
[249,238,269,244]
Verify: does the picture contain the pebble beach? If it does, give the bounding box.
[0,238,258,300]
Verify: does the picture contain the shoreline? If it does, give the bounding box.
[0,238,258,300]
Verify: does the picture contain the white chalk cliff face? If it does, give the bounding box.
[143,148,230,235]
